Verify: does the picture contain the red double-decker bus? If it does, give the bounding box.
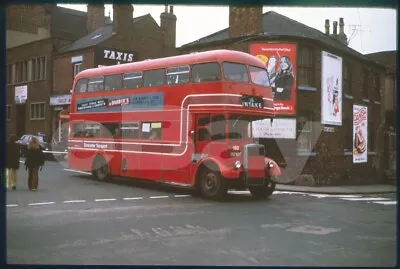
[67,50,282,199]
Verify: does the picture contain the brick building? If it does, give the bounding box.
[179,6,387,185]
[6,4,111,139]
[51,4,177,143]
[366,50,397,180]
[6,4,177,143]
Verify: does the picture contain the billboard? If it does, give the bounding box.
[15,85,27,104]
[252,118,296,139]
[353,105,368,163]
[249,43,297,115]
[321,51,343,126]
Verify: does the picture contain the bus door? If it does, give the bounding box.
[191,114,212,174]
[119,122,140,178]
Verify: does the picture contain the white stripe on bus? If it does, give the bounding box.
[68,94,274,156]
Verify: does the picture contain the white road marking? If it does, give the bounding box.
[63,200,86,203]
[29,202,55,206]
[308,194,362,198]
[372,201,397,205]
[150,196,169,199]
[6,204,19,207]
[174,194,191,198]
[123,197,143,200]
[340,197,390,201]
[94,198,117,202]
[229,190,251,195]
[63,168,91,175]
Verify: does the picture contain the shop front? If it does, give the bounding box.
[50,94,71,144]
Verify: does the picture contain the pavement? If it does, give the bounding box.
[276,183,397,195]
[5,159,397,266]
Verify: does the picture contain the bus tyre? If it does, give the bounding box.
[249,181,276,199]
[92,155,110,181]
[199,168,227,200]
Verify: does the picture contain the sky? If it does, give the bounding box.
[58,4,397,55]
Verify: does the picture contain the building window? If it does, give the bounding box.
[6,105,11,121]
[73,62,82,77]
[297,114,313,151]
[343,118,352,152]
[362,69,369,99]
[373,72,381,102]
[369,122,375,152]
[27,60,33,81]
[298,46,314,86]
[7,65,12,85]
[30,103,45,120]
[343,63,352,95]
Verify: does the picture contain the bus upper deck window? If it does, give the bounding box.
[104,74,122,90]
[249,65,270,87]
[166,65,190,85]
[87,77,104,92]
[123,72,143,89]
[143,69,165,87]
[74,78,88,93]
[191,62,221,83]
[223,62,249,82]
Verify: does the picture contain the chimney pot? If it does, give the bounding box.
[333,21,338,35]
[169,5,174,14]
[325,19,330,34]
[164,5,168,13]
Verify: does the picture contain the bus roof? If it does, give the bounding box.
[75,50,267,80]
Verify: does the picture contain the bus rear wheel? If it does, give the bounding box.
[198,168,227,200]
[92,155,110,181]
[249,180,276,199]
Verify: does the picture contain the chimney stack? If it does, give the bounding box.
[86,4,105,34]
[160,5,177,49]
[229,6,263,38]
[325,19,330,34]
[333,21,338,36]
[113,4,134,36]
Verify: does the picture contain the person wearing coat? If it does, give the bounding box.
[24,136,45,191]
[6,134,20,190]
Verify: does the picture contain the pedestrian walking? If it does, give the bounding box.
[5,134,20,190]
[24,136,45,191]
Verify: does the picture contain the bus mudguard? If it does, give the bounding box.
[264,157,281,177]
[196,157,239,179]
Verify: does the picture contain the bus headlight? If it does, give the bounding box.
[268,160,274,169]
[234,161,241,169]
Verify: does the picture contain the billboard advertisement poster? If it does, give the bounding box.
[249,43,297,115]
[252,118,296,139]
[15,85,28,104]
[321,51,343,126]
[353,105,368,163]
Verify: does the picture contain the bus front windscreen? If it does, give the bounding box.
[249,65,270,87]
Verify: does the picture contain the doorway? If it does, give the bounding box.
[15,105,26,137]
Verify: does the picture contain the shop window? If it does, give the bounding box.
[298,46,314,86]
[141,122,162,140]
[223,62,249,82]
[297,114,312,151]
[30,103,45,120]
[87,76,104,92]
[74,78,88,93]
[191,62,221,83]
[104,74,122,90]
[343,63,352,95]
[6,105,11,121]
[73,62,82,77]
[121,122,140,139]
[123,72,143,89]
[143,69,165,87]
[166,65,190,85]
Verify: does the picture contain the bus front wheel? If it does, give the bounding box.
[92,155,110,181]
[198,168,227,200]
[249,181,276,199]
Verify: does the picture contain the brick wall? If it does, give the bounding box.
[7,5,49,33]
[86,4,104,34]
[228,6,262,38]
[53,48,95,94]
